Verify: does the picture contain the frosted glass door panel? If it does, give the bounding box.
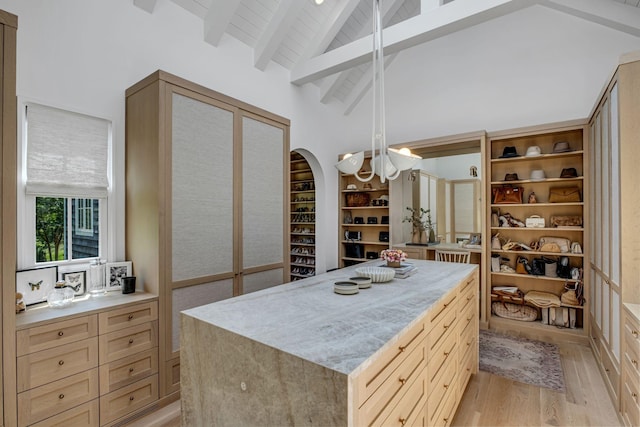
[242,117,285,269]
[172,93,234,281]
[612,288,620,362]
[453,182,474,234]
[589,123,596,264]
[601,98,610,278]
[594,113,602,270]
[603,279,610,343]
[610,84,621,285]
[243,269,284,294]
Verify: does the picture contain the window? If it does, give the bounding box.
[20,102,111,266]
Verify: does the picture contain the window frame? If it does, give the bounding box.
[17,98,114,269]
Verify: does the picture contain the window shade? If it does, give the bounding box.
[26,103,110,198]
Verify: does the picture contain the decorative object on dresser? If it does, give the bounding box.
[106,261,132,291]
[16,266,58,306]
[380,248,407,268]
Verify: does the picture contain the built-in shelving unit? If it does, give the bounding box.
[290,152,315,280]
[486,123,588,341]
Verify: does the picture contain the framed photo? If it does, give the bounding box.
[106,262,132,291]
[16,266,58,306]
[61,271,86,296]
[468,233,482,246]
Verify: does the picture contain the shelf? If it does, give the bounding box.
[489,316,585,338]
[291,200,315,204]
[291,168,312,174]
[491,177,584,185]
[491,249,583,257]
[341,240,389,246]
[342,206,389,210]
[491,202,583,207]
[341,189,389,193]
[291,179,314,183]
[491,271,582,282]
[342,223,389,227]
[291,190,315,194]
[490,150,584,163]
[491,227,584,232]
[291,242,314,246]
[290,253,315,257]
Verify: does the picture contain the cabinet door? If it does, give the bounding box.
[241,114,287,293]
[610,83,621,286]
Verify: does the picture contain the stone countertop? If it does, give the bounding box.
[624,302,640,323]
[182,259,477,376]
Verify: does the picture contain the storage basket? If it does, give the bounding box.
[345,192,370,207]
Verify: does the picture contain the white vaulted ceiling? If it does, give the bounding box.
[135,0,640,116]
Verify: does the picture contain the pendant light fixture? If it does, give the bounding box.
[335,0,420,183]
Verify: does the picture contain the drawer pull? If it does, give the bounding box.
[466,296,472,301]
[399,417,407,426]
[632,392,637,398]
[58,393,65,400]
[129,395,135,401]
[129,338,134,344]
[633,359,638,367]
[633,330,639,338]
[129,367,135,373]
[444,351,450,357]
[443,416,449,423]
[58,360,64,366]
[58,331,64,337]
[398,377,407,385]
[443,383,449,389]
[128,314,134,320]
[443,302,449,308]
[398,345,407,353]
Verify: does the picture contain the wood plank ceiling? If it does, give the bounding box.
[135,0,640,114]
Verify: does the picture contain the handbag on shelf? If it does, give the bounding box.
[525,215,545,228]
[491,301,537,322]
[548,186,581,203]
[539,236,570,253]
[550,215,583,228]
[492,185,524,204]
[531,258,545,276]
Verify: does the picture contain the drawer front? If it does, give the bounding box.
[458,340,476,396]
[430,290,457,326]
[18,368,99,426]
[99,321,158,364]
[428,356,457,423]
[17,315,98,356]
[600,346,620,400]
[377,372,427,427]
[30,399,99,427]
[17,337,98,392]
[99,348,158,394]
[458,296,476,336]
[428,328,457,387]
[458,274,476,306]
[625,332,640,380]
[431,379,458,427]
[98,301,158,334]
[100,374,159,425]
[621,373,639,427]
[625,315,640,366]
[458,281,476,315]
[355,317,427,407]
[458,320,476,368]
[429,304,457,352]
[359,337,427,425]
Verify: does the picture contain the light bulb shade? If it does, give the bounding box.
[387,147,420,171]
[335,151,365,175]
[369,156,397,177]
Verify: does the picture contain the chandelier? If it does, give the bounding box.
[335,0,420,183]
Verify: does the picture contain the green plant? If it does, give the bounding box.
[402,206,434,231]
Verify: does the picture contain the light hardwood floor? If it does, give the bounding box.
[127,339,622,427]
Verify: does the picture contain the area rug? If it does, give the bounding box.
[479,329,565,392]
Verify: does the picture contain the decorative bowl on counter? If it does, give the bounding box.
[349,276,372,289]
[334,281,359,295]
[354,267,395,283]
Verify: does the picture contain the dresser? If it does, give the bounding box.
[622,303,639,427]
[15,293,158,426]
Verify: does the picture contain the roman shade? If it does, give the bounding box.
[25,102,110,198]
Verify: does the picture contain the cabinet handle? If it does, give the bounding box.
[129,367,135,373]
[443,302,449,308]
[443,416,449,423]
[398,345,406,353]
[399,417,406,426]
[443,383,449,389]
[128,338,134,344]
[128,314,134,320]
[398,378,407,385]
[466,296,472,301]
[633,330,639,338]
[58,331,64,337]
[444,351,450,357]
[58,393,64,399]
[58,360,64,366]
[632,359,638,367]
[129,396,135,401]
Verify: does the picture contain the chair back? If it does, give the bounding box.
[435,249,470,264]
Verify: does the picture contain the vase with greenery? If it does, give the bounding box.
[402,207,435,244]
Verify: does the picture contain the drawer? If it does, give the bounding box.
[99,374,158,425]
[99,321,158,364]
[431,377,458,427]
[377,371,427,427]
[17,337,98,392]
[625,315,640,363]
[18,368,99,426]
[355,316,427,407]
[17,315,98,356]
[600,346,620,400]
[429,290,457,326]
[428,356,457,423]
[621,374,639,427]
[458,280,476,314]
[428,328,457,387]
[99,348,158,394]
[429,304,457,352]
[458,320,476,367]
[458,296,476,335]
[624,330,640,380]
[30,399,99,427]
[458,340,476,396]
[359,337,427,425]
[98,301,158,334]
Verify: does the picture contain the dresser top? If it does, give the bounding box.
[182,259,477,375]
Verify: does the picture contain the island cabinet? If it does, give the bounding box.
[181,260,478,426]
[14,294,157,427]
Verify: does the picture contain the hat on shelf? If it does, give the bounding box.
[504,173,519,181]
[499,146,519,158]
[525,146,542,157]
[530,169,546,181]
[552,141,572,153]
[560,167,578,178]
[346,184,357,190]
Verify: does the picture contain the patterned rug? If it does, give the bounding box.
[479,329,565,392]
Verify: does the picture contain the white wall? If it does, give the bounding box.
[2,0,640,273]
[418,153,482,181]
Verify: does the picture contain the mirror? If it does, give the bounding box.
[400,140,482,245]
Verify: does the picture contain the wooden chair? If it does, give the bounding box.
[435,249,470,264]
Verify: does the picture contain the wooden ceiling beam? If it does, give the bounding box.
[204,0,242,47]
[540,0,640,37]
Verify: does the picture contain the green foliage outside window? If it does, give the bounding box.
[36,197,66,262]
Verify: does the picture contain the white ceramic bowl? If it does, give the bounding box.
[354,266,395,283]
[349,276,372,289]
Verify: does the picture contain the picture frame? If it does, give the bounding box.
[61,271,86,296]
[16,266,58,306]
[106,261,132,291]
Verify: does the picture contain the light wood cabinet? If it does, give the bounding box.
[622,305,640,427]
[15,298,158,426]
[125,70,290,398]
[486,121,588,342]
[588,55,640,411]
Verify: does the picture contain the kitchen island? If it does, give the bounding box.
[180,259,479,426]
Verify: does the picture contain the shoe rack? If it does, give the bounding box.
[290,152,315,280]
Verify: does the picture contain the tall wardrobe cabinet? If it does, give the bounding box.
[125,71,290,401]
